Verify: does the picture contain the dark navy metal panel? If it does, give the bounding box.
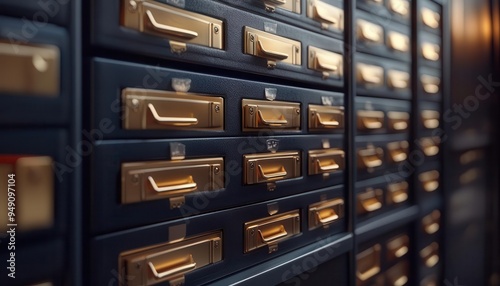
[218,0,344,40]
[355,96,411,135]
[0,0,70,26]
[355,174,412,223]
[356,0,411,27]
[0,238,64,286]
[91,58,345,139]
[0,129,68,240]
[355,205,417,242]
[90,187,347,285]
[91,0,344,88]
[0,16,71,126]
[356,53,412,100]
[355,133,410,181]
[356,10,411,62]
[91,136,344,233]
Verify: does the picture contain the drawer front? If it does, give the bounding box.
[356,97,411,135]
[0,129,68,238]
[92,0,344,87]
[357,0,410,26]
[0,0,70,25]
[356,53,411,99]
[419,31,442,69]
[419,0,442,36]
[0,16,70,126]
[419,67,442,101]
[92,58,345,139]
[91,135,344,233]
[218,0,345,38]
[91,186,346,285]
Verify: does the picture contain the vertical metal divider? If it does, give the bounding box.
[440,0,451,283]
[411,0,421,284]
[346,0,357,284]
[69,0,83,285]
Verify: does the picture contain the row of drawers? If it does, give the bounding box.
[91,186,346,285]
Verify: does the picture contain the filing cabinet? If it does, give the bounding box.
[356,97,411,134]
[357,0,411,26]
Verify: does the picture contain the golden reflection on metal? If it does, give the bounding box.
[356,244,381,282]
[243,151,301,185]
[264,0,301,14]
[387,70,410,90]
[244,26,301,68]
[120,231,222,286]
[387,235,409,261]
[242,99,301,131]
[358,145,384,171]
[386,260,409,286]
[421,110,440,129]
[422,43,440,61]
[308,104,344,130]
[307,0,344,31]
[389,0,409,16]
[387,111,409,131]
[420,242,439,268]
[244,210,301,253]
[420,137,440,156]
[422,7,440,29]
[308,46,343,79]
[357,63,384,86]
[422,210,441,234]
[419,170,440,192]
[308,198,344,229]
[357,110,384,130]
[357,188,383,214]
[387,141,409,163]
[357,19,384,44]
[388,31,410,52]
[308,148,345,175]
[421,74,441,93]
[0,41,60,96]
[387,181,409,205]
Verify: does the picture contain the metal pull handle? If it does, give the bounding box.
[145,10,199,39]
[258,110,288,126]
[363,157,382,168]
[424,83,439,93]
[316,209,339,224]
[391,150,407,163]
[148,103,199,125]
[258,165,288,179]
[393,121,408,130]
[424,118,439,129]
[316,159,339,171]
[423,145,439,156]
[392,191,408,203]
[358,265,381,281]
[314,1,337,24]
[363,118,383,129]
[258,225,288,242]
[423,180,439,192]
[257,40,289,60]
[148,176,197,193]
[148,255,197,279]
[359,148,383,168]
[315,55,339,72]
[424,222,439,234]
[316,113,340,127]
[361,197,382,212]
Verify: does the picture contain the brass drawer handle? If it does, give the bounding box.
[422,7,440,29]
[362,197,382,212]
[316,209,339,224]
[148,104,198,125]
[269,0,287,4]
[258,110,288,126]
[420,242,439,268]
[422,210,441,234]
[259,225,288,242]
[148,176,197,193]
[359,147,384,169]
[316,159,339,171]
[422,75,440,93]
[358,110,384,130]
[148,255,197,278]
[146,10,199,39]
[257,39,289,60]
[314,1,338,24]
[316,113,340,126]
[358,188,383,213]
[356,244,381,281]
[258,165,288,179]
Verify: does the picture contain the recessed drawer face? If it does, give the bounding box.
[420,242,439,268]
[357,188,383,215]
[308,104,344,131]
[386,260,410,286]
[123,88,224,131]
[387,31,410,53]
[387,111,409,132]
[265,0,302,13]
[387,140,409,164]
[421,110,440,129]
[357,110,385,131]
[422,210,441,235]
[0,41,60,97]
[243,151,301,184]
[356,244,382,283]
[120,231,223,286]
[419,32,442,68]
[244,210,301,253]
[306,0,344,31]
[308,46,343,79]
[420,0,442,35]
[244,26,302,68]
[308,148,345,175]
[421,42,440,62]
[121,0,224,50]
[357,145,384,172]
[0,156,54,232]
[386,235,409,262]
[121,157,224,206]
[386,181,409,205]
[357,63,384,89]
[419,170,440,193]
[242,99,301,131]
[421,74,440,94]
[387,70,410,91]
[308,198,344,229]
[387,0,410,18]
[419,137,440,157]
[357,19,384,45]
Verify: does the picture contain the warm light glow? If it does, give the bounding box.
[390,0,409,16]
[388,32,409,52]
[422,7,440,29]
[422,43,440,61]
[358,19,383,43]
